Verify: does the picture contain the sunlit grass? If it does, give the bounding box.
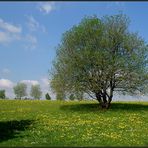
[0,100,148,146]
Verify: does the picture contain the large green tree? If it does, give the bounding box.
[13,83,27,99]
[30,84,42,100]
[50,13,148,109]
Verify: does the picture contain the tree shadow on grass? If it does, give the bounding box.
[0,119,34,143]
[60,102,148,113]
[60,103,100,113]
[145,142,148,146]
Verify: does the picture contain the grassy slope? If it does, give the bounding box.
[0,100,148,146]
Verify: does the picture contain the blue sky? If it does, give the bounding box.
[0,2,148,100]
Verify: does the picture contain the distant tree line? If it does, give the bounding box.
[13,82,44,100]
[1,82,85,101]
[0,83,51,100]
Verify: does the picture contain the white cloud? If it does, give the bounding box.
[38,2,55,14]
[0,17,41,50]
[27,15,39,32]
[26,34,37,44]
[0,18,22,33]
[41,77,49,86]
[106,2,125,10]
[26,15,47,33]
[0,31,21,44]
[21,80,39,86]
[40,77,50,97]
[24,34,38,50]
[114,2,125,7]
[0,18,22,45]
[0,31,11,43]
[0,79,14,88]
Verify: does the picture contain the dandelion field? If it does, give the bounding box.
[0,100,148,146]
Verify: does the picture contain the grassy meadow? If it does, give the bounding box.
[0,100,148,147]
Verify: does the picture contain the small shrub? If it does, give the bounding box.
[45,93,51,100]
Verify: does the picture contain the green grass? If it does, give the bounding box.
[0,100,148,147]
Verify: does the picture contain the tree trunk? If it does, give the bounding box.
[95,92,102,104]
[95,92,112,109]
[107,95,112,109]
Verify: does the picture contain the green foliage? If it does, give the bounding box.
[69,91,83,101]
[0,90,5,99]
[56,92,65,101]
[75,91,83,101]
[50,74,66,101]
[13,83,27,99]
[30,84,42,100]
[50,13,148,108]
[69,94,75,101]
[0,100,148,146]
[45,93,51,100]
